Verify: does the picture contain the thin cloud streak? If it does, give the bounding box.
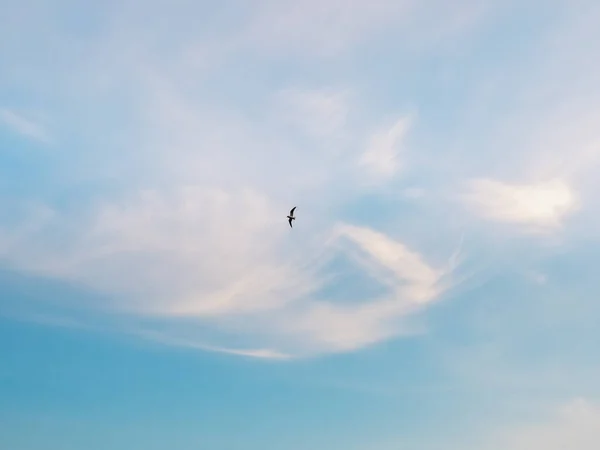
[359,116,412,182]
[0,108,52,144]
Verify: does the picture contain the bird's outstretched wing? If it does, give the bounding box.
[288,217,293,228]
[290,206,296,216]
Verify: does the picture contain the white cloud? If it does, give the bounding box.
[486,398,600,450]
[445,3,600,232]
[2,187,297,313]
[463,178,579,231]
[263,224,456,355]
[359,116,412,181]
[334,224,444,302]
[0,108,51,144]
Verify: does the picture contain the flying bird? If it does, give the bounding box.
[287,206,296,228]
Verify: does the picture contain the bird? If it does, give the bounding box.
[287,206,296,228]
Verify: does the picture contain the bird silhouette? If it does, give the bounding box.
[287,206,296,228]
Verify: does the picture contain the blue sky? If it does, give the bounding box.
[1,0,600,448]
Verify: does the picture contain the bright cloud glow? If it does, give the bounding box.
[463,178,579,230]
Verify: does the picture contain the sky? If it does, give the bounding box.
[1,0,600,448]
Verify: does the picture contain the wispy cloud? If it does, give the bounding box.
[462,178,579,231]
[0,65,453,358]
[257,223,457,356]
[133,329,292,360]
[0,0,527,360]
[359,116,412,182]
[1,0,598,365]
[0,108,51,144]
[0,56,455,360]
[0,191,458,357]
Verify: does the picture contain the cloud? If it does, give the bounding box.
[486,398,600,450]
[0,189,457,357]
[133,330,293,360]
[0,108,51,144]
[359,116,412,181]
[0,0,563,362]
[0,40,454,358]
[1,187,296,312]
[442,3,600,229]
[463,178,579,231]
[1,10,481,358]
[259,224,456,355]
[334,224,445,302]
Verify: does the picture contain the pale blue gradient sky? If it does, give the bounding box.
[1,0,600,449]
